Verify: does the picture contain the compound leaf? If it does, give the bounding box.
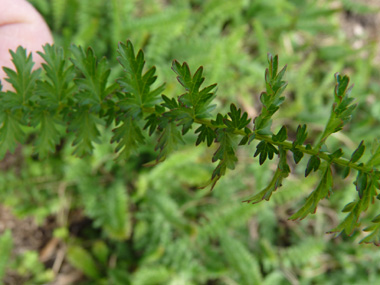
[254,141,278,165]
[223,104,251,130]
[117,40,165,118]
[290,165,333,220]
[31,111,61,158]
[195,125,216,147]
[0,113,25,158]
[111,116,145,160]
[37,44,76,108]
[70,45,112,104]
[2,46,41,107]
[244,147,289,203]
[172,60,217,119]
[305,155,321,177]
[69,110,103,156]
[209,129,238,189]
[329,175,378,236]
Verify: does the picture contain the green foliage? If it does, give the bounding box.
[12,251,54,284]
[171,60,217,119]
[67,245,101,279]
[220,235,262,285]
[244,146,290,203]
[0,230,12,283]
[117,41,165,116]
[290,165,333,220]
[254,54,287,135]
[1,36,380,244]
[3,0,380,283]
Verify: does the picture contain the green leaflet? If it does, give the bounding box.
[209,129,238,189]
[305,155,321,177]
[36,44,76,109]
[117,40,165,118]
[0,47,40,158]
[360,214,380,246]
[254,141,278,165]
[92,241,109,266]
[292,124,308,148]
[224,104,251,130]
[244,146,290,203]
[154,120,185,164]
[29,44,76,158]
[195,125,216,147]
[70,45,113,104]
[111,116,145,160]
[77,175,132,241]
[205,103,251,186]
[254,54,287,135]
[272,126,287,143]
[290,165,333,220]
[328,175,378,236]
[172,60,217,119]
[360,223,380,246]
[315,73,356,150]
[350,140,365,163]
[161,94,194,135]
[220,235,262,285]
[367,139,380,167]
[69,110,103,156]
[2,47,41,107]
[0,113,25,159]
[31,111,61,158]
[66,246,101,279]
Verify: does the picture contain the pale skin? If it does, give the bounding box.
[0,0,53,91]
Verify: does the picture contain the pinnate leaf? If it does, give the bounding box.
[209,129,238,189]
[2,47,41,107]
[290,165,333,220]
[254,54,287,134]
[293,124,308,148]
[70,45,112,104]
[254,141,278,165]
[305,155,321,177]
[355,170,367,198]
[36,44,76,108]
[244,147,289,203]
[329,175,378,236]
[223,104,251,130]
[111,116,145,160]
[153,119,185,163]
[67,246,100,279]
[117,40,165,117]
[69,110,103,156]
[172,60,217,118]
[0,114,25,159]
[31,111,61,158]
[195,125,216,147]
[360,223,380,246]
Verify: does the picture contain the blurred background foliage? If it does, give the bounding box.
[1,0,380,284]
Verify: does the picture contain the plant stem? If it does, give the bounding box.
[141,107,370,174]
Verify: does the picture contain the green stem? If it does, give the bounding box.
[141,107,371,174]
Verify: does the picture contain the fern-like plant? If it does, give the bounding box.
[1,40,380,245]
